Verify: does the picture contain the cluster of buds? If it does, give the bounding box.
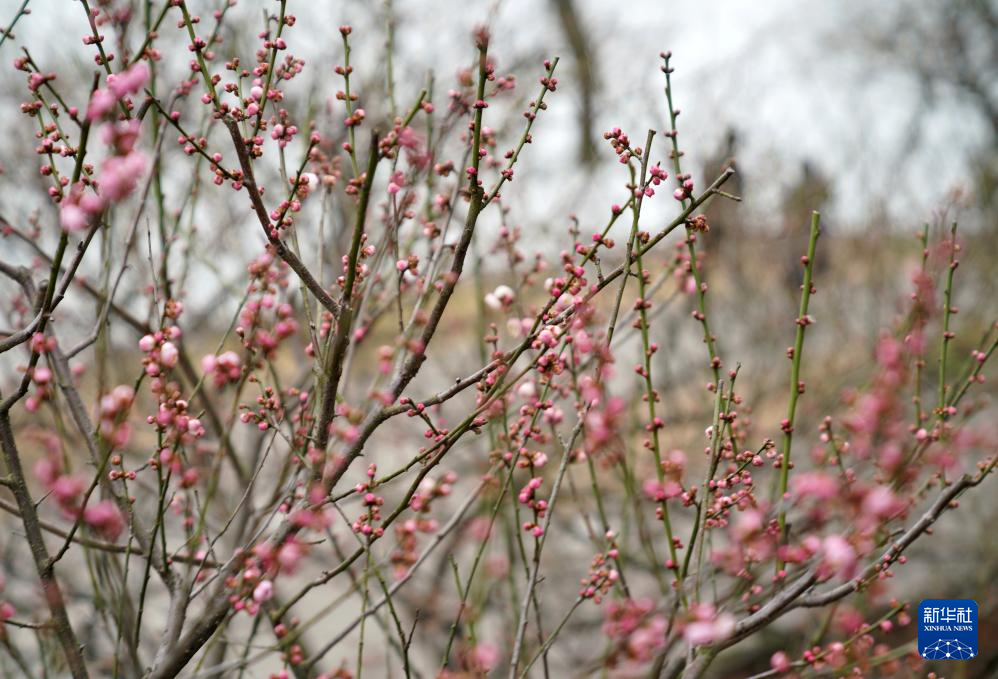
[386,169,407,196]
[201,351,242,388]
[602,598,667,665]
[269,109,298,149]
[395,253,420,278]
[239,385,284,432]
[238,254,299,357]
[22,334,57,412]
[518,477,547,537]
[483,284,515,311]
[410,472,456,513]
[60,118,148,232]
[293,171,322,201]
[700,459,758,531]
[148,399,205,468]
[683,603,735,646]
[58,62,150,232]
[603,127,642,164]
[673,173,695,202]
[514,447,549,470]
[260,535,308,575]
[34,454,125,541]
[343,107,365,128]
[138,329,180,378]
[227,554,283,617]
[242,80,266,118]
[86,61,149,120]
[642,478,683,503]
[380,122,428,165]
[539,61,558,92]
[579,532,620,603]
[390,514,438,579]
[336,234,377,285]
[98,384,135,448]
[353,465,385,538]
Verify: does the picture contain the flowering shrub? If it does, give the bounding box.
[0,3,994,679]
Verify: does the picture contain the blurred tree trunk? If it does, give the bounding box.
[550,0,598,164]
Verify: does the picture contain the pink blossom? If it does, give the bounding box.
[59,202,89,232]
[51,475,84,506]
[33,456,61,486]
[861,486,904,520]
[731,509,763,541]
[817,535,858,580]
[83,501,125,541]
[468,642,499,670]
[107,61,150,99]
[253,580,274,603]
[98,151,147,201]
[771,651,791,672]
[101,119,141,154]
[86,88,116,121]
[791,471,839,501]
[642,479,683,502]
[603,598,666,663]
[397,126,420,149]
[159,341,179,368]
[684,604,735,645]
[484,284,515,310]
[874,333,903,368]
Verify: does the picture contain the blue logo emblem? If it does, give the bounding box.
[918,599,977,660]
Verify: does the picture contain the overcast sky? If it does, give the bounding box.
[2,1,991,233]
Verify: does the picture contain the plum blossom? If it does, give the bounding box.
[807,534,859,580]
[484,284,515,310]
[771,651,792,672]
[684,604,735,646]
[603,598,667,665]
[98,151,147,201]
[791,471,839,501]
[252,580,274,603]
[86,61,149,121]
[202,351,242,387]
[861,486,905,521]
[83,501,125,541]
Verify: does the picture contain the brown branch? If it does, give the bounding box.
[321,43,492,496]
[223,117,342,318]
[799,465,994,607]
[0,496,218,567]
[680,459,996,677]
[0,412,89,679]
[147,165,736,679]
[313,132,381,458]
[0,261,44,354]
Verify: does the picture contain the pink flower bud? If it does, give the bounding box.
[253,580,274,603]
[159,341,179,368]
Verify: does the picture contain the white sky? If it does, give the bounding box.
[1,0,991,234]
